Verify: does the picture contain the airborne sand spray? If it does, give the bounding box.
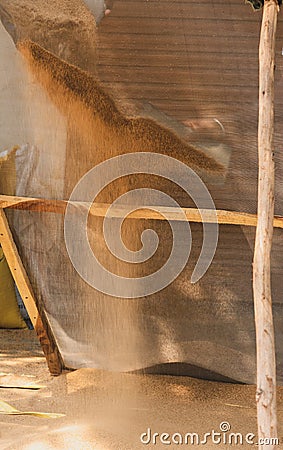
[18,41,224,176]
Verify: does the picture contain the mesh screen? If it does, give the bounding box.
[0,0,282,384]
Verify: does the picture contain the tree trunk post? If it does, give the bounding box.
[253,0,279,447]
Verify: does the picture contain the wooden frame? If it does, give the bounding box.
[1,194,283,228]
[0,192,282,380]
[0,209,63,375]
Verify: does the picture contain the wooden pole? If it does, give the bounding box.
[0,209,64,375]
[1,194,283,228]
[253,0,279,447]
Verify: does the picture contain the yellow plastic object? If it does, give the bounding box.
[0,245,26,328]
[0,372,45,389]
[0,400,65,418]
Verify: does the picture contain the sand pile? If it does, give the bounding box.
[0,0,97,73]
[0,329,282,450]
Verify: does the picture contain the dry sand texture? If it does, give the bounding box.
[0,0,97,73]
[0,330,283,450]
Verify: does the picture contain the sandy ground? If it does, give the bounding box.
[0,330,282,449]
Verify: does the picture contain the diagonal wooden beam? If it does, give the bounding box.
[0,209,64,375]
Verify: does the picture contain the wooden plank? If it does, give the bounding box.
[97,65,259,87]
[97,28,283,52]
[97,82,258,103]
[101,91,259,109]
[111,0,253,3]
[97,33,261,53]
[1,194,283,228]
[253,0,278,446]
[0,209,64,376]
[111,1,261,20]
[98,17,261,37]
[95,0,283,129]
[0,210,38,326]
[97,50,259,69]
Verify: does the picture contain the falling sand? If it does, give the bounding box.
[10,38,255,384]
[1,4,283,450]
[18,40,224,177]
[3,37,238,383]
[0,0,98,73]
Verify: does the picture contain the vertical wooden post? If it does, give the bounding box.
[0,209,64,375]
[253,0,279,447]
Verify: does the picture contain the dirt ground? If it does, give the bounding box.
[0,329,282,449]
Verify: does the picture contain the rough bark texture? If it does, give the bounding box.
[253,0,278,447]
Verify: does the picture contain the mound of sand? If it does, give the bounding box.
[0,0,97,73]
[1,330,283,450]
